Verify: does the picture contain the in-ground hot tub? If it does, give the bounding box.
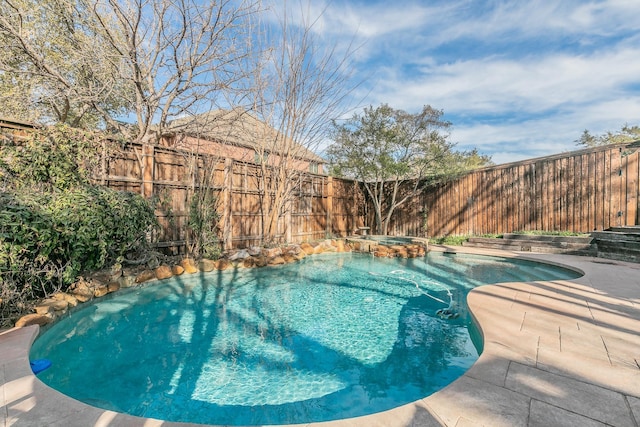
[347,234,429,253]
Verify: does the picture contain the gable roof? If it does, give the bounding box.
[167,109,325,164]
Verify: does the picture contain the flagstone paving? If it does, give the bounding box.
[2,246,639,426]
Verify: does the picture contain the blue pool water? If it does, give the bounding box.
[31,252,581,425]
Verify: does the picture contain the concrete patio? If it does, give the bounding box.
[2,246,639,426]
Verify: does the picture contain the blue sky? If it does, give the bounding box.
[295,0,640,165]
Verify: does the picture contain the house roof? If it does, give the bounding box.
[167,109,325,164]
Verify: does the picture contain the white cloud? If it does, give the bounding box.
[372,45,640,112]
[451,95,640,165]
[356,43,640,163]
[283,0,640,163]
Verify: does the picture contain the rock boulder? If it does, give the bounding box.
[155,265,173,280]
[180,258,199,274]
[15,313,53,328]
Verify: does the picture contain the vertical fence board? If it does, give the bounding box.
[603,150,611,230]
[594,151,603,230]
[625,149,639,226]
[575,154,585,232]
[611,148,623,228]
[586,152,594,232]
[567,156,576,232]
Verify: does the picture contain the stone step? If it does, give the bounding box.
[590,228,640,263]
[460,231,640,262]
[595,244,640,263]
[608,226,640,234]
[467,237,595,250]
[591,231,640,243]
[463,239,596,255]
[501,234,594,244]
[595,239,640,252]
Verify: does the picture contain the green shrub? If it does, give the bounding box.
[0,193,61,300]
[2,125,104,191]
[46,186,157,282]
[0,188,156,293]
[0,125,158,327]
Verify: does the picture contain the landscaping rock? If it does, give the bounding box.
[315,240,336,253]
[284,245,302,255]
[242,257,256,268]
[254,255,268,267]
[94,285,110,298]
[68,279,95,302]
[119,274,137,288]
[269,256,286,265]
[15,313,53,328]
[107,281,121,293]
[247,246,262,256]
[52,292,78,307]
[135,270,156,284]
[37,298,69,314]
[263,247,282,258]
[172,265,185,276]
[35,305,54,315]
[198,259,217,272]
[374,247,390,257]
[215,259,231,270]
[229,249,250,261]
[88,267,122,285]
[155,265,173,280]
[180,258,198,274]
[300,243,315,255]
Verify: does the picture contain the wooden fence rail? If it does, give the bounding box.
[384,142,640,237]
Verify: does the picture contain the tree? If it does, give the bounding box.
[0,0,259,142]
[327,104,491,236]
[240,0,359,246]
[0,0,129,127]
[575,124,640,147]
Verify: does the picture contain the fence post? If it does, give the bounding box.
[222,158,233,250]
[326,176,333,237]
[285,197,292,243]
[142,143,154,198]
[100,139,107,186]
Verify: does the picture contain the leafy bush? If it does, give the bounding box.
[0,193,61,302]
[0,188,157,324]
[3,125,104,191]
[0,125,157,327]
[46,186,158,281]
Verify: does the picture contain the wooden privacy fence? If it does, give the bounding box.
[102,142,364,252]
[4,120,638,246]
[386,142,640,237]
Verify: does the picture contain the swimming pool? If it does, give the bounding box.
[30,252,581,425]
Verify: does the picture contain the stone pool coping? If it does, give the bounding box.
[2,246,639,426]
